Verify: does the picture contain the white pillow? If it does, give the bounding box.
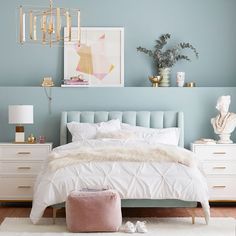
[67,119,121,141]
[95,130,137,140]
[121,123,180,146]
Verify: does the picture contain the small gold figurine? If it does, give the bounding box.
[149,76,162,87]
[27,134,36,143]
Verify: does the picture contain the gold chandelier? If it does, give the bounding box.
[19,0,81,47]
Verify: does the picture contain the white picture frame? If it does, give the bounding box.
[64,27,124,87]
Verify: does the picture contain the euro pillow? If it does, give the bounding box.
[121,123,180,146]
[67,119,121,142]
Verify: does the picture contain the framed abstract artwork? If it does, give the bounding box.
[64,27,124,87]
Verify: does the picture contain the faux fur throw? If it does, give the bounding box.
[48,145,197,171]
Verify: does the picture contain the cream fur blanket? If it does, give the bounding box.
[48,145,197,171]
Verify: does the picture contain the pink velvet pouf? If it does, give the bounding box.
[66,189,122,233]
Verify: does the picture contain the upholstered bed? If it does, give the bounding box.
[30,111,210,224]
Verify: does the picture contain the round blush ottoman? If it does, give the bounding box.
[66,189,122,233]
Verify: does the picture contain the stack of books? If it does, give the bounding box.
[62,76,90,87]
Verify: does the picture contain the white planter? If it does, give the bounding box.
[159,68,171,87]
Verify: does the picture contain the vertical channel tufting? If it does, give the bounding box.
[122,112,137,125]
[94,112,109,123]
[136,112,150,127]
[150,112,164,128]
[163,111,177,128]
[108,112,123,122]
[60,111,184,146]
[80,112,95,123]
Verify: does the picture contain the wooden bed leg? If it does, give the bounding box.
[187,209,196,224]
[52,208,57,224]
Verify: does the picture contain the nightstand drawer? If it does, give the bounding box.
[208,177,236,200]
[0,145,50,160]
[0,161,43,175]
[194,145,236,160]
[202,161,236,175]
[0,177,34,200]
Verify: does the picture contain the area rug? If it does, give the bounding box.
[0,217,235,236]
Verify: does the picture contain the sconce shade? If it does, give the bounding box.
[8,105,34,124]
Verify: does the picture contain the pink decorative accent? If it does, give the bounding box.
[66,190,122,233]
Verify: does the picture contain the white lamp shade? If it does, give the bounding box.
[8,105,34,124]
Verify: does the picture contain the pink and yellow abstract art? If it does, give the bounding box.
[64,27,124,87]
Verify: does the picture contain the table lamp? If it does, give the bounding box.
[8,105,34,143]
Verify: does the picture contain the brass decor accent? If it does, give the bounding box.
[149,76,162,87]
[17,167,31,170]
[213,167,226,170]
[212,186,226,189]
[17,152,31,155]
[18,0,81,47]
[17,186,32,189]
[213,152,227,155]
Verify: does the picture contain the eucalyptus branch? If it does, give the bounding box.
[137,33,199,69]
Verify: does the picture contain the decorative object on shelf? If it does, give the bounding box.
[42,77,54,87]
[149,76,162,87]
[211,95,236,144]
[185,82,196,87]
[137,34,199,87]
[27,134,36,143]
[62,75,90,87]
[64,27,124,87]
[8,105,34,143]
[39,136,46,144]
[42,77,54,114]
[159,68,171,87]
[18,0,81,47]
[176,72,185,87]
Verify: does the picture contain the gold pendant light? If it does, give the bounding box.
[19,0,81,47]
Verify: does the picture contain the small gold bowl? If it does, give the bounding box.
[149,76,162,87]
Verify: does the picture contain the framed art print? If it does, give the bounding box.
[64,27,124,87]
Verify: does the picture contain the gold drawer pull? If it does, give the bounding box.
[17,167,31,170]
[213,152,226,155]
[213,167,226,170]
[213,185,226,189]
[17,152,31,155]
[18,186,31,189]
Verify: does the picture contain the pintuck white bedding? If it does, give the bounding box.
[30,138,210,224]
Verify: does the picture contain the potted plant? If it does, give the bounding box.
[137,34,199,87]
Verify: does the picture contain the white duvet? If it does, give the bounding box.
[30,139,210,224]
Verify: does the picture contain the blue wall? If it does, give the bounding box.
[0,0,236,86]
[0,87,236,148]
[0,1,236,148]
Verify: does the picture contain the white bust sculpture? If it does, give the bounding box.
[211,95,236,144]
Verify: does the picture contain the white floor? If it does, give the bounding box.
[0,217,235,236]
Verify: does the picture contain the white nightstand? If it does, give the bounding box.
[191,143,236,202]
[0,143,52,201]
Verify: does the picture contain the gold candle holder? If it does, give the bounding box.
[185,82,196,87]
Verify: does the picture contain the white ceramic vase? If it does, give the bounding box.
[176,72,185,87]
[159,68,171,87]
